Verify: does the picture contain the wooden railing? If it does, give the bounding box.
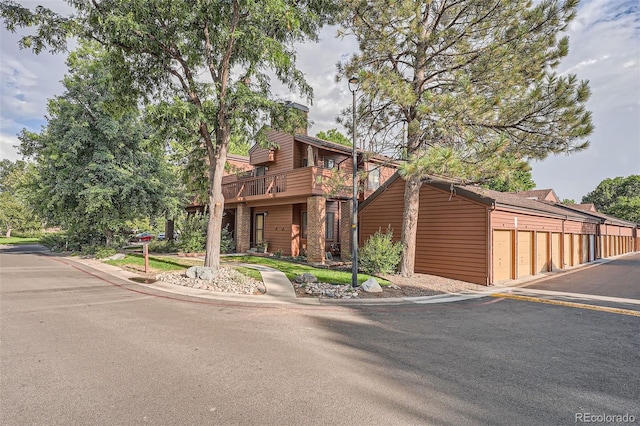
[222,173,287,199]
[222,167,353,202]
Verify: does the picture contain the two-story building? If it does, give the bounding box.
[217,104,397,263]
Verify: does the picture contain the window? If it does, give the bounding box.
[367,167,381,190]
[255,166,266,176]
[325,212,334,240]
[255,213,265,245]
[323,157,335,169]
[301,212,307,238]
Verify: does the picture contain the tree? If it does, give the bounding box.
[562,199,576,205]
[338,0,593,276]
[0,160,41,237]
[482,157,535,192]
[18,43,178,247]
[582,175,640,222]
[1,0,338,269]
[315,128,352,146]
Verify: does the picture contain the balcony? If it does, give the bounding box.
[222,167,353,204]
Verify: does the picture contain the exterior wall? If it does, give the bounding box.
[256,205,293,255]
[341,200,353,260]
[306,196,326,264]
[250,131,294,169]
[235,203,251,253]
[359,178,405,245]
[414,185,488,285]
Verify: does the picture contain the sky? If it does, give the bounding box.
[1,0,639,202]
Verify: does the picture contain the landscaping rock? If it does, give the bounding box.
[104,253,126,261]
[294,272,318,284]
[185,266,219,281]
[360,277,382,293]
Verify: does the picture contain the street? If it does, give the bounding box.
[1,245,639,425]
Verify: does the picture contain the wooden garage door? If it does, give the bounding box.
[536,232,549,274]
[589,235,595,261]
[551,233,562,271]
[493,230,512,282]
[581,235,589,263]
[517,231,533,278]
[572,234,581,265]
[563,234,571,268]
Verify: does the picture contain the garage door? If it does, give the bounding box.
[493,230,512,282]
[517,231,533,278]
[536,232,549,274]
[581,235,589,263]
[563,234,571,268]
[589,235,595,261]
[572,234,581,265]
[551,233,562,271]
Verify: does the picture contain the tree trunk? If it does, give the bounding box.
[203,143,228,269]
[5,227,11,238]
[399,174,422,277]
[165,219,175,242]
[105,229,113,247]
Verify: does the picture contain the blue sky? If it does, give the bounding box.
[1,0,638,201]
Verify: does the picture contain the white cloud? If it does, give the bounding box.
[0,133,22,162]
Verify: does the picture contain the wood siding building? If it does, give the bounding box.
[359,174,638,286]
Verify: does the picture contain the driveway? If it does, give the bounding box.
[523,253,640,300]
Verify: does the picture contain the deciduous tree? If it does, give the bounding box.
[338,0,593,276]
[1,0,338,268]
[582,175,640,222]
[18,44,178,247]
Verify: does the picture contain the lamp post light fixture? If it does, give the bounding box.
[348,76,359,288]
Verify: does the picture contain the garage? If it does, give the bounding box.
[551,233,562,271]
[572,234,581,265]
[536,232,549,273]
[493,230,513,282]
[563,234,572,268]
[517,231,533,278]
[581,234,589,263]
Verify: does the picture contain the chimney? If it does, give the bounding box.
[271,101,309,135]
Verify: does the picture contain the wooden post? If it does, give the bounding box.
[143,243,149,274]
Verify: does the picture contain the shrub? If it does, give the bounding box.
[95,247,117,259]
[220,224,235,253]
[40,233,68,252]
[149,240,178,253]
[358,226,402,275]
[178,213,207,253]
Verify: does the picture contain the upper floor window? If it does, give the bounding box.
[368,167,381,191]
[323,157,335,169]
[256,166,267,176]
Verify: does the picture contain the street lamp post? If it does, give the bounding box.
[348,76,359,288]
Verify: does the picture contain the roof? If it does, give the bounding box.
[547,203,639,227]
[511,189,560,202]
[294,134,400,166]
[360,172,598,223]
[571,203,597,212]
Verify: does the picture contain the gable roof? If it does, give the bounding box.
[511,189,560,202]
[571,203,597,212]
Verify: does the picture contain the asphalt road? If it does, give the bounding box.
[1,245,639,425]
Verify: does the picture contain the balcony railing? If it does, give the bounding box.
[222,167,353,202]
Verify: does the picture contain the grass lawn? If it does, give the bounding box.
[222,255,389,286]
[104,254,262,281]
[0,236,41,245]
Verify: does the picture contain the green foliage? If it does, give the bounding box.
[337,0,592,275]
[148,240,179,254]
[220,224,235,254]
[39,233,68,252]
[315,129,352,146]
[0,160,42,237]
[17,43,179,248]
[95,247,117,259]
[0,0,339,269]
[582,175,640,222]
[359,227,402,275]
[482,158,536,192]
[178,213,207,254]
[562,199,576,205]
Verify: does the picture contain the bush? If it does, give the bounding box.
[95,247,117,259]
[178,213,207,253]
[359,226,402,275]
[148,240,178,253]
[40,233,68,252]
[220,224,235,253]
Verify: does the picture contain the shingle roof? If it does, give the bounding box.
[294,134,399,165]
[511,189,559,202]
